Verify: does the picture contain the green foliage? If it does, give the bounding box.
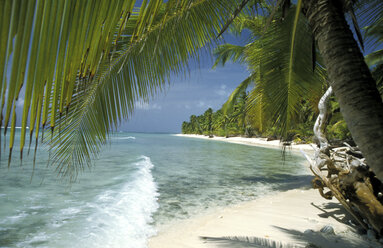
[326,99,352,141]
[209,4,326,141]
[1,0,238,179]
[372,64,383,97]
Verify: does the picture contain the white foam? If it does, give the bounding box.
[17,232,49,248]
[77,156,159,248]
[60,207,81,216]
[6,211,28,224]
[115,136,136,140]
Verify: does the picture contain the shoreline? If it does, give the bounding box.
[174,134,316,153]
[149,188,375,248]
[148,134,379,248]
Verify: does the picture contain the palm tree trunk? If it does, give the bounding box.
[303,0,383,181]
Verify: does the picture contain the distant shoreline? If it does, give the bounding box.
[149,135,374,247]
[174,134,316,153]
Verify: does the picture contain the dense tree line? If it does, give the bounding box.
[181,90,360,144]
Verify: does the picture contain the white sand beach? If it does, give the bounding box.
[148,134,380,248]
[174,134,315,152]
[149,188,377,248]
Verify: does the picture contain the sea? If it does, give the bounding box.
[0,132,312,248]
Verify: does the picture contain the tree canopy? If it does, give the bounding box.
[1,0,383,181]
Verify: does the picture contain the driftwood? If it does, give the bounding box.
[302,86,383,237]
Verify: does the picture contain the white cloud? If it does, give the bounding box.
[215,84,229,97]
[135,101,162,110]
[197,101,205,108]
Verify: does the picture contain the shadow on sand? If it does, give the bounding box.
[199,201,380,248]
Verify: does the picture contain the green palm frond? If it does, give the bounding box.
[46,0,238,180]
[358,0,383,48]
[213,44,247,68]
[247,83,268,133]
[246,6,325,139]
[229,14,266,36]
[372,64,383,97]
[1,0,139,160]
[365,49,383,67]
[221,75,253,115]
[0,0,244,178]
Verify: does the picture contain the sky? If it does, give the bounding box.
[7,2,382,134]
[120,62,249,133]
[120,31,252,134]
[119,0,252,133]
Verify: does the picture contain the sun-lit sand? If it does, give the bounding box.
[148,134,379,248]
[149,188,376,248]
[174,134,315,152]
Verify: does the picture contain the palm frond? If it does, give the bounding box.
[0,0,241,178]
[230,14,267,36]
[356,0,383,48]
[46,0,236,180]
[246,6,325,139]
[365,49,383,67]
[221,75,253,115]
[213,44,247,68]
[0,0,138,161]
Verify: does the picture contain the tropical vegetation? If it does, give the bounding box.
[1,0,383,184]
[182,0,383,181]
[0,0,235,180]
[183,1,383,145]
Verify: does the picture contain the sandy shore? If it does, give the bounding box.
[148,134,380,248]
[174,134,315,152]
[149,188,377,248]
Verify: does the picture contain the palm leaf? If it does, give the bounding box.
[357,0,383,48]
[213,44,247,68]
[246,6,325,139]
[221,75,253,115]
[0,0,234,177]
[45,0,237,180]
[365,49,383,67]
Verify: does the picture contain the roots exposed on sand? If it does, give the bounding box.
[303,87,383,237]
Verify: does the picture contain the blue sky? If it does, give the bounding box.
[121,31,252,133]
[123,0,252,133]
[8,2,381,134]
[120,62,249,133]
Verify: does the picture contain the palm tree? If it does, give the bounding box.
[2,0,383,182]
[0,0,237,179]
[202,108,213,136]
[214,9,325,140]
[215,1,383,181]
[299,0,383,180]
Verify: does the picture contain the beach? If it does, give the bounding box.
[148,134,378,248]
[149,188,375,248]
[174,134,316,152]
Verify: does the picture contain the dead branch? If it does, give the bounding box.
[302,86,383,236]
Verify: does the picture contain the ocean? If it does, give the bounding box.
[0,133,311,248]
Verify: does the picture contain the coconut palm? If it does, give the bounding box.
[214,0,383,180]
[2,0,383,182]
[0,0,240,179]
[214,9,326,140]
[297,0,383,180]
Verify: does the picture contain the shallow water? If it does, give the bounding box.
[0,133,311,248]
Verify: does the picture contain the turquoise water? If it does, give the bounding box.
[0,133,312,248]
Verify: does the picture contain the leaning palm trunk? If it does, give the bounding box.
[302,0,383,181]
